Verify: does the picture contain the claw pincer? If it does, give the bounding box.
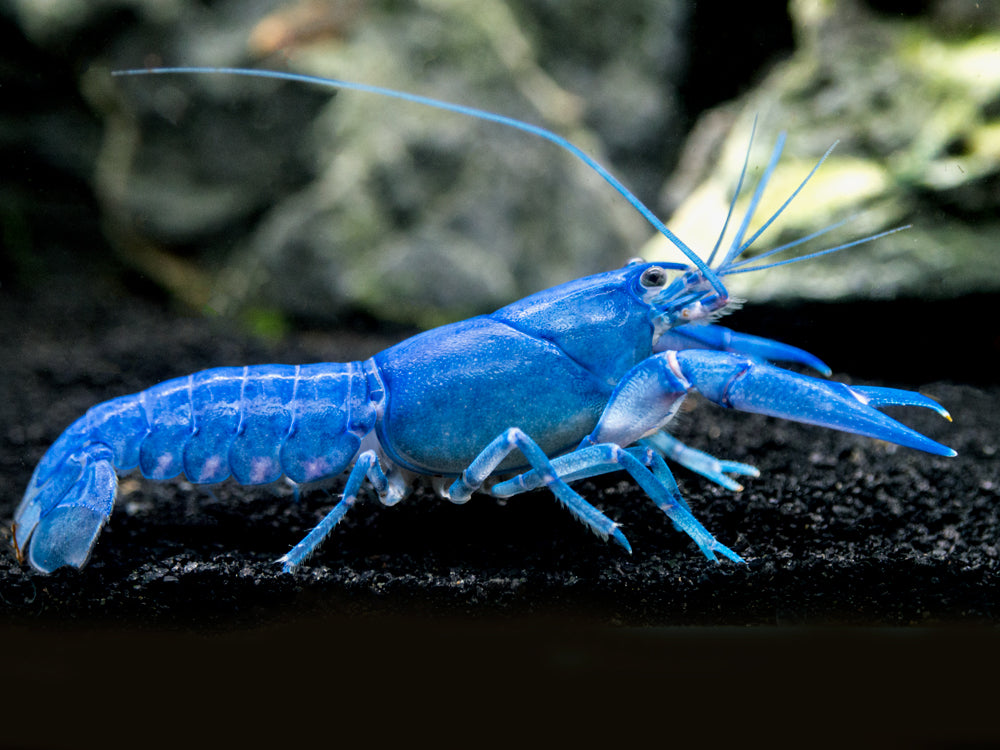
[10,67,955,573]
[663,350,954,457]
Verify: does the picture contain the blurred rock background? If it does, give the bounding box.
[1,0,998,329]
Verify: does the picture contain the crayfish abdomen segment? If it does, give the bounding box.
[127,363,376,485]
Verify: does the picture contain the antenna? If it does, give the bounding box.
[112,66,728,296]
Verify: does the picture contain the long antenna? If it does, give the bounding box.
[112,66,728,297]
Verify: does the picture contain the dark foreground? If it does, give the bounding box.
[2,277,997,746]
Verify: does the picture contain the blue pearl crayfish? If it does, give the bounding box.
[11,67,955,575]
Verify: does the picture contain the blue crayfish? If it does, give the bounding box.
[12,67,955,574]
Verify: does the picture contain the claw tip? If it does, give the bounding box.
[611,526,633,554]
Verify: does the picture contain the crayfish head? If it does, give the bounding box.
[625,259,731,341]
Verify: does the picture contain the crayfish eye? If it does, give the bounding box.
[639,266,668,288]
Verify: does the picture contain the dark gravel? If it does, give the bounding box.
[3,274,995,625]
[2,271,997,747]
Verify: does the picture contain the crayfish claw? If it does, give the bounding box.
[671,351,956,458]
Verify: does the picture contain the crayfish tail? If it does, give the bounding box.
[13,438,117,574]
[23,504,110,574]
